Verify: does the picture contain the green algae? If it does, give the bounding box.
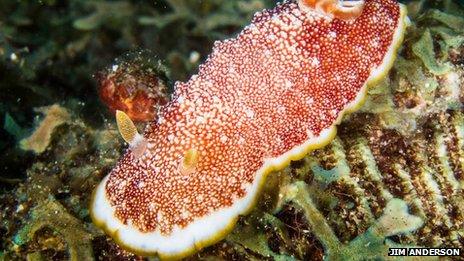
[228,224,295,261]
[3,112,27,141]
[14,198,94,261]
[26,252,47,261]
[310,139,350,185]
[432,26,464,55]
[412,29,452,75]
[73,2,134,31]
[410,7,464,76]
[425,9,464,33]
[0,107,125,259]
[311,164,343,185]
[279,182,425,261]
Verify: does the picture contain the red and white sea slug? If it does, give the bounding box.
[91,0,408,259]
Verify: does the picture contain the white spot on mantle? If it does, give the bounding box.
[245,108,255,119]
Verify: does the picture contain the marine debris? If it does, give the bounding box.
[91,0,408,258]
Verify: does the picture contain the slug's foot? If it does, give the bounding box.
[299,0,365,21]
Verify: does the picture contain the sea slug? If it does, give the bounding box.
[90,0,408,259]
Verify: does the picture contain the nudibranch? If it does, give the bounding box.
[91,0,408,259]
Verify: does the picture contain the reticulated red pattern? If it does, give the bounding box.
[105,0,400,234]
